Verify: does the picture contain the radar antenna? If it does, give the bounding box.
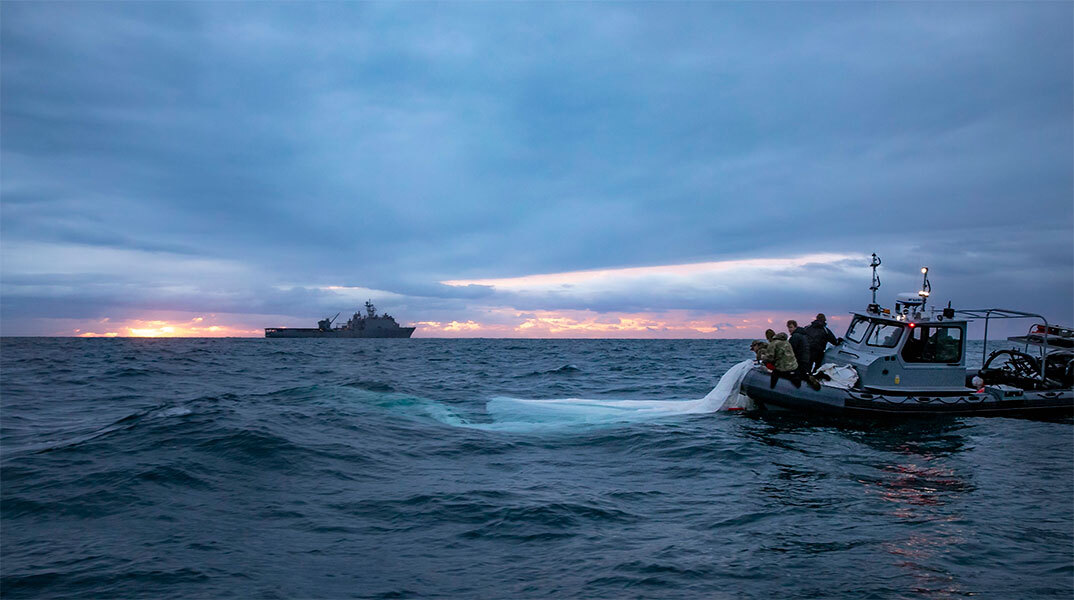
[867,253,882,313]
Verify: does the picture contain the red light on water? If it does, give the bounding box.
[908,323,915,328]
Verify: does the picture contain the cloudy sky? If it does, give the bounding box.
[2,2,1071,338]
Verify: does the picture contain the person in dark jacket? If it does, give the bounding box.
[800,313,840,372]
[788,319,822,390]
[787,320,811,374]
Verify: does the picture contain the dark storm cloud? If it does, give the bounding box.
[2,2,1071,333]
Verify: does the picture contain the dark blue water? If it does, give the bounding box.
[2,338,1071,599]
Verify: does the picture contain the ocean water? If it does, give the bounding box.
[1,338,1071,599]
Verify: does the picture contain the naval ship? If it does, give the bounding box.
[265,301,416,338]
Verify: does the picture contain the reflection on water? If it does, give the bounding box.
[745,414,979,599]
[872,463,974,511]
[861,423,973,599]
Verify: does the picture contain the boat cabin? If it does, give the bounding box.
[824,311,968,391]
[804,254,1070,398]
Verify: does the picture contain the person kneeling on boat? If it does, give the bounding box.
[750,340,769,362]
[762,329,801,388]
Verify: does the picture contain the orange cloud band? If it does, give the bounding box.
[68,310,848,339]
[75,316,261,338]
[414,309,847,338]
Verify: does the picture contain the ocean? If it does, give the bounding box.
[1,338,1071,599]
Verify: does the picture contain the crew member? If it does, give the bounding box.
[750,340,769,362]
[788,319,821,390]
[801,313,841,372]
[787,320,811,375]
[762,328,800,388]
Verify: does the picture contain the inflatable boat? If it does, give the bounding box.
[742,255,1073,418]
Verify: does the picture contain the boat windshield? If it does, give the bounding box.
[866,323,903,348]
[845,317,871,343]
[901,325,963,363]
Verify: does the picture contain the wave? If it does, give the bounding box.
[328,492,637,541]
[1,567,210,598]
[195,428,306,468]
[343,379,396,393]
[100,367,162,379]
[29,404,195,455]
[517,364,583,378]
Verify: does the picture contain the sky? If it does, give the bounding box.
[2,2,1071,338]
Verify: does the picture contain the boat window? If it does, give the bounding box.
[866,323,903,348]
[844,317,871,343]
[901,325,963,363]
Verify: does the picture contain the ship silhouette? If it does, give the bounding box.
[265,300,415,338]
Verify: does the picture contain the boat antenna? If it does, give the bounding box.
[869,253,882,305]
[918,266,931,312]
[865,253,884,313]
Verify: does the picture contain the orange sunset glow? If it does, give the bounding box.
[74,316,261,338]
[66,310,845,338]
[413,309,846,339]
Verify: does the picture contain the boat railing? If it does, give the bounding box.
[952,308,1050,382]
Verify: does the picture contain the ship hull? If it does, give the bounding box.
[264,327,415,339]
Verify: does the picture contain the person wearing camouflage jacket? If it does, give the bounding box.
[762,329,800,388]
[761,330,797,371]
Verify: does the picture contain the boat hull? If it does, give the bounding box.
[264,327,415,339]
[741,366,1073,418]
